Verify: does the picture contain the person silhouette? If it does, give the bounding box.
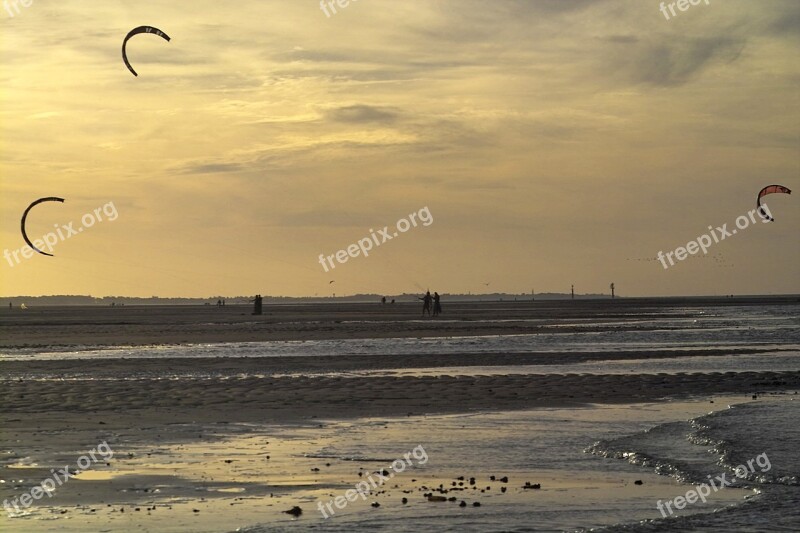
[433,292,442,317]
[419,291,432,316]
[252,294,263,315]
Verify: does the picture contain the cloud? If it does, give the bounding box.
[764,0,800,36]
[327,105,399,124]
[178,162,244,174]
[610,36,746,87]
[601,35,639,44]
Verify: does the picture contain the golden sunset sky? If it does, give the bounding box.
[1,0,798,297]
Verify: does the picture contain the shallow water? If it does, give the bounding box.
[6,396,772,532]
[284,351,800,378]
[2,304,798,362]
[232,396,791,532]
[2,397,796,531]
[586,397,799,532]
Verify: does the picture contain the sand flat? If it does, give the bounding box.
[1,299,798,531]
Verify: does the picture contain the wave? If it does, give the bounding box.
[583,398,800,531]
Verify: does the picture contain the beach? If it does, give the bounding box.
[4,0,799,530]
[1,298,799,531]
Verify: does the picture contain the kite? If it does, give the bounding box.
[757,185,791,221]
[122,26,171,76]
[21,197,64,257]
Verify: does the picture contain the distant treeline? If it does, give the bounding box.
[1,293,611,306]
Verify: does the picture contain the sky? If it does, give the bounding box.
[1,0,798,298]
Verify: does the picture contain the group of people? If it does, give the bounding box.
[419,291,442,317]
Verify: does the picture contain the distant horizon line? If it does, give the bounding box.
[2,292,798,302]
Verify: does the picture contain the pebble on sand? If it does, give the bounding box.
[284,506,303,517]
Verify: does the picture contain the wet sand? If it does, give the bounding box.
[2,296,797,350]
[1,298,798,531]
[3,368,798,423]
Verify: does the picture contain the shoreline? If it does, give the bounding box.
[2,297,798,350]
